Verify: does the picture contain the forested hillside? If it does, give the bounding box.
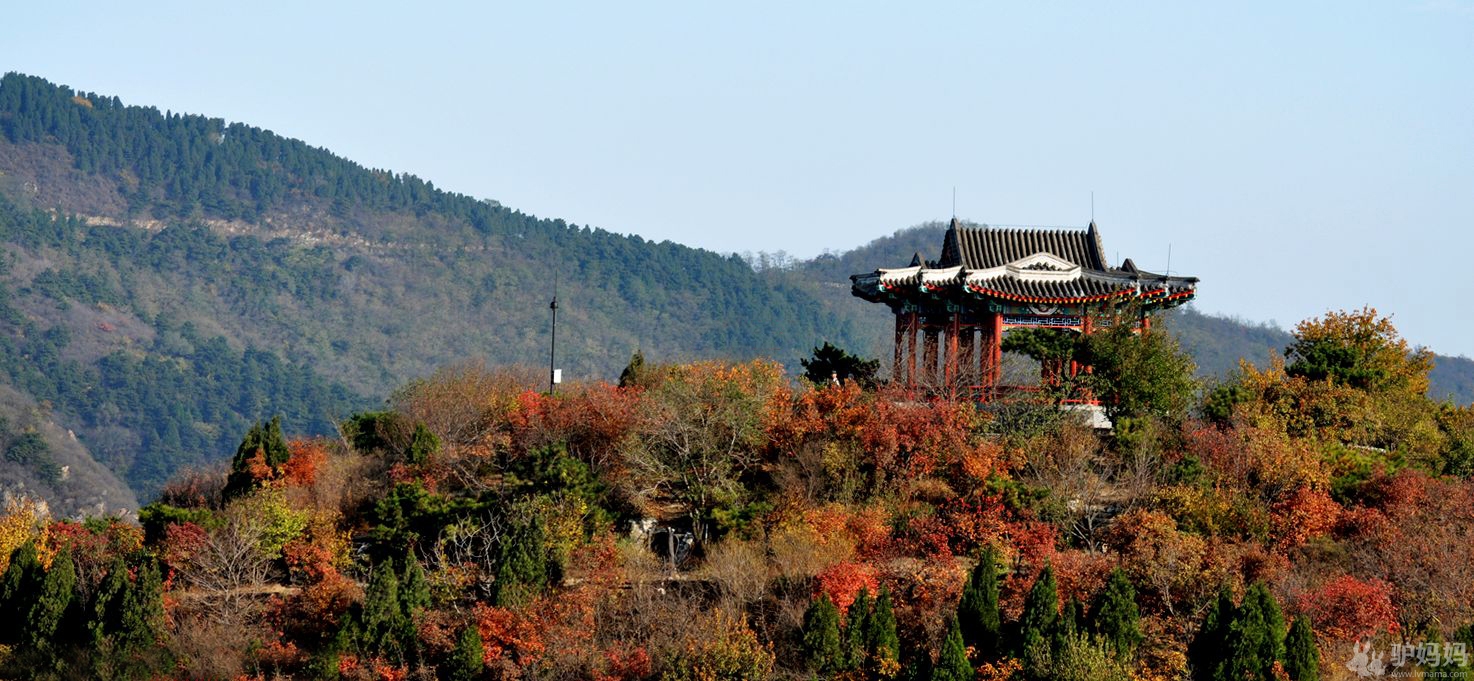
[0,309,1469,680]
[0,73,855,499]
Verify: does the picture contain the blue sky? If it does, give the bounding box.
[4,1,1472,357]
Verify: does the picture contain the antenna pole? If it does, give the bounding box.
[549,278,559,394]
[1166,243,1173,277]
[1091,191,1095,222]
[952,187,956,219]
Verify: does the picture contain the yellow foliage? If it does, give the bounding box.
[0,497,50,573]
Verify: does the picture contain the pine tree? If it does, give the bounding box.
[446,625,485,681]
[1090,568,1143,660]
[933,616,973,681]
[0,541,43,644]
[802,593,843,674]
[866,586,901,673]
[843,588,872,670]
[1189,587,1235,681]
[88,556,129,648]
[1283,616,1319,681]
[958,546,1002,660]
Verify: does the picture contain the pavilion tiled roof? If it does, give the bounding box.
[851,218,1197,306]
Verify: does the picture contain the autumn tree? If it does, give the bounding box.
[624,360,785,545]
[1286,307,1431,395]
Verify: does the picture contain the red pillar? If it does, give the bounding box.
[959,324,976,395]
[893,313,905,385]
[906,312,919,390]
[945,312,960,396]
[990,312,1004,388]
[923,326,940,389]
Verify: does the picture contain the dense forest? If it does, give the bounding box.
[0,307,1469,680]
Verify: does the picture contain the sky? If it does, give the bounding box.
[3,1,1472,357]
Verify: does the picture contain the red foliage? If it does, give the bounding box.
[1294,575,1399,641]
[473,602,546,667]
[814,561,881,617]
[594,646,652,681]
[161,521,209,575]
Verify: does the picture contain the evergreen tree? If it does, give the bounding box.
[957,546,1002,660]
[1090,568,1143,660]
[224,416,290,498]
[356,562,405,662]
[491,516,550,607]
[1283,616,1319,681]
[0,541,43,644]
[26,548,77,663]
[88,556,129,648]
[445,625,485,681]
[619,350,650,388]
[801,342,880,389]
[397,555,431,663]
[1219,583,1286,681]
[843,588,872,670]
[404,423,439,465]
[866,586,901,673]
[801,593,843,674]
[933,616,973,681]
[1189,587,1235,681]
[1017,565,1059,657]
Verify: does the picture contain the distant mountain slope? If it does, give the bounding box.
[0,73,861,500]
[0,383,137,518]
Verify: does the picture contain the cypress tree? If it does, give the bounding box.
[224,416,290,498]
[1220,583,1286,681]
[866,586,901,673]
[26,548,77,661]
[958,546,1002,659]
[356,562,404,661]
[398,555,431,660]
[88,556,129,648]
[843,588,872,670]
[1017,565,1059,657]
[0,541,43,644]
[1283,616,1319,681]
[1090,568,1143,660]
[445,625,485,681]
[1189,587,1235,681]
[801,593,843,674]
[933,616,973,681]
[492,517,549,607]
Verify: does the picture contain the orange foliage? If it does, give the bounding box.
[474,602,546,668]
[283,439,328,487]
[814,560,880,617]
[1270,486,1341,549]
